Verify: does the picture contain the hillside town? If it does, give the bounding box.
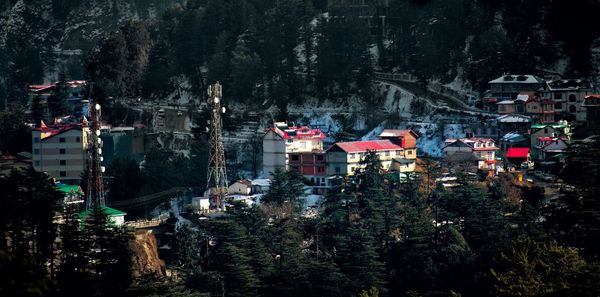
[1,1,600,296]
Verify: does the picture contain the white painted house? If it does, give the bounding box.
[262,122,325,177]
[443,138,500,170]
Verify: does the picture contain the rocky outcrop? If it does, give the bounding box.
[130,230,166,278]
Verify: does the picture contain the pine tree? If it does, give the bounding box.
[335,222,385,296]
[491,238,587,297]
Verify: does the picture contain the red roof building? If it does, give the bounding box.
[506,148,529,158]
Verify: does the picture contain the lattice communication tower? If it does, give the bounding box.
[86,101,106,210]
[206,82,228,209]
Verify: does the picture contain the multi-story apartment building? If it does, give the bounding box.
[326,140,406,176]
[288,152,328,192]
[583,95,600,130]
[262,122,325,177]
[488,74,544,102]
[443,138,499,171]
[326,129,419,177]
[544,79,593,121]
[32,121,88,184]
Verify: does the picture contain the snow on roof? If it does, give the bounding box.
[500,132,526,142]
[489,74,542,84]
[328,139,402,153]
[506,148,529,158]
[496,114,532,123]
[497,100,515,105]
[379,129,419,138]
[251,179,271,187]
[546,79,592,90]
[268,126,326,140]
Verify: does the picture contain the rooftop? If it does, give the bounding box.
[269,125,326,140]
[489,74,542,84]
[33,121,86,140]
[328,139,402,153]
[496,114,532,123]
[506,148,529,158]
[531,123,567,129]
[79,206,127,220]
[379,129,419,138]
[546,79,592,90]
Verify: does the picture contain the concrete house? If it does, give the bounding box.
[228,179,253,195]
[532,137,568,161]
[32,121,88,184]
[544,79,593,121]
[262,122,325,177]
[529,123,570,159]
[583,95,600,130]
[443,138,499,171]
[326,140,407,176]
[378,129,418,159]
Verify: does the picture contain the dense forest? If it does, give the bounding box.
[2,142,600,296]
[1,0,599,110]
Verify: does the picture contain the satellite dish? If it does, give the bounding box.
[95,103,101,110]
[95,130,101,136]
[214,97,220,104]
[222,107,226,114]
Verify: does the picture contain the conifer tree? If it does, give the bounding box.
[335,222,385,296]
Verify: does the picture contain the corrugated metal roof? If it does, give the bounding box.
[329,140,402,153]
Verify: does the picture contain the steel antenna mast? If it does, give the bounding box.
[86,101,106,210]
[206,82,228,210]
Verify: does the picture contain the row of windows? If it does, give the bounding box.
[290,155,325,161]
[349,150,403,159]
[33,148,68,155]
[33,160,68,166]
[33,137,81,143]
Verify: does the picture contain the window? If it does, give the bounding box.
[555,93,562,99]
[287,139,293,143]
[351,167,356,172]
[385,151,390,156]
[60,160,66,165]
[59,137,65,143]
[335,167,341,173]
[396,150,402,155]
[569,105,577,113]
[317,167,325,173]
[291,155,299,161]
[34,149,39,154]
[569,94,577,102]
[407,150,413,155]
[316,155,324,161]
[76,137,80,143]
[555,102,562,109]
[33,137,39,143]
[349,153,356,159]
[59,171,66,177]
[59,148,66,154]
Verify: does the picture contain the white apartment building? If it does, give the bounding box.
[262,123,325,177]
[32,122,88,184]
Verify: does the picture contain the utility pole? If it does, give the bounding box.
[86,101,106,210]
[206,82,228,210]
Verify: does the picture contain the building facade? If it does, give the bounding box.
[443,138,499,170]
[326,140,408,176]
[262,122,325,177]
[544,79,593,121]
[32,122,88,184]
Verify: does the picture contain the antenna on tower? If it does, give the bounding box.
[86,101,106,210]
[206,82,228,210]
